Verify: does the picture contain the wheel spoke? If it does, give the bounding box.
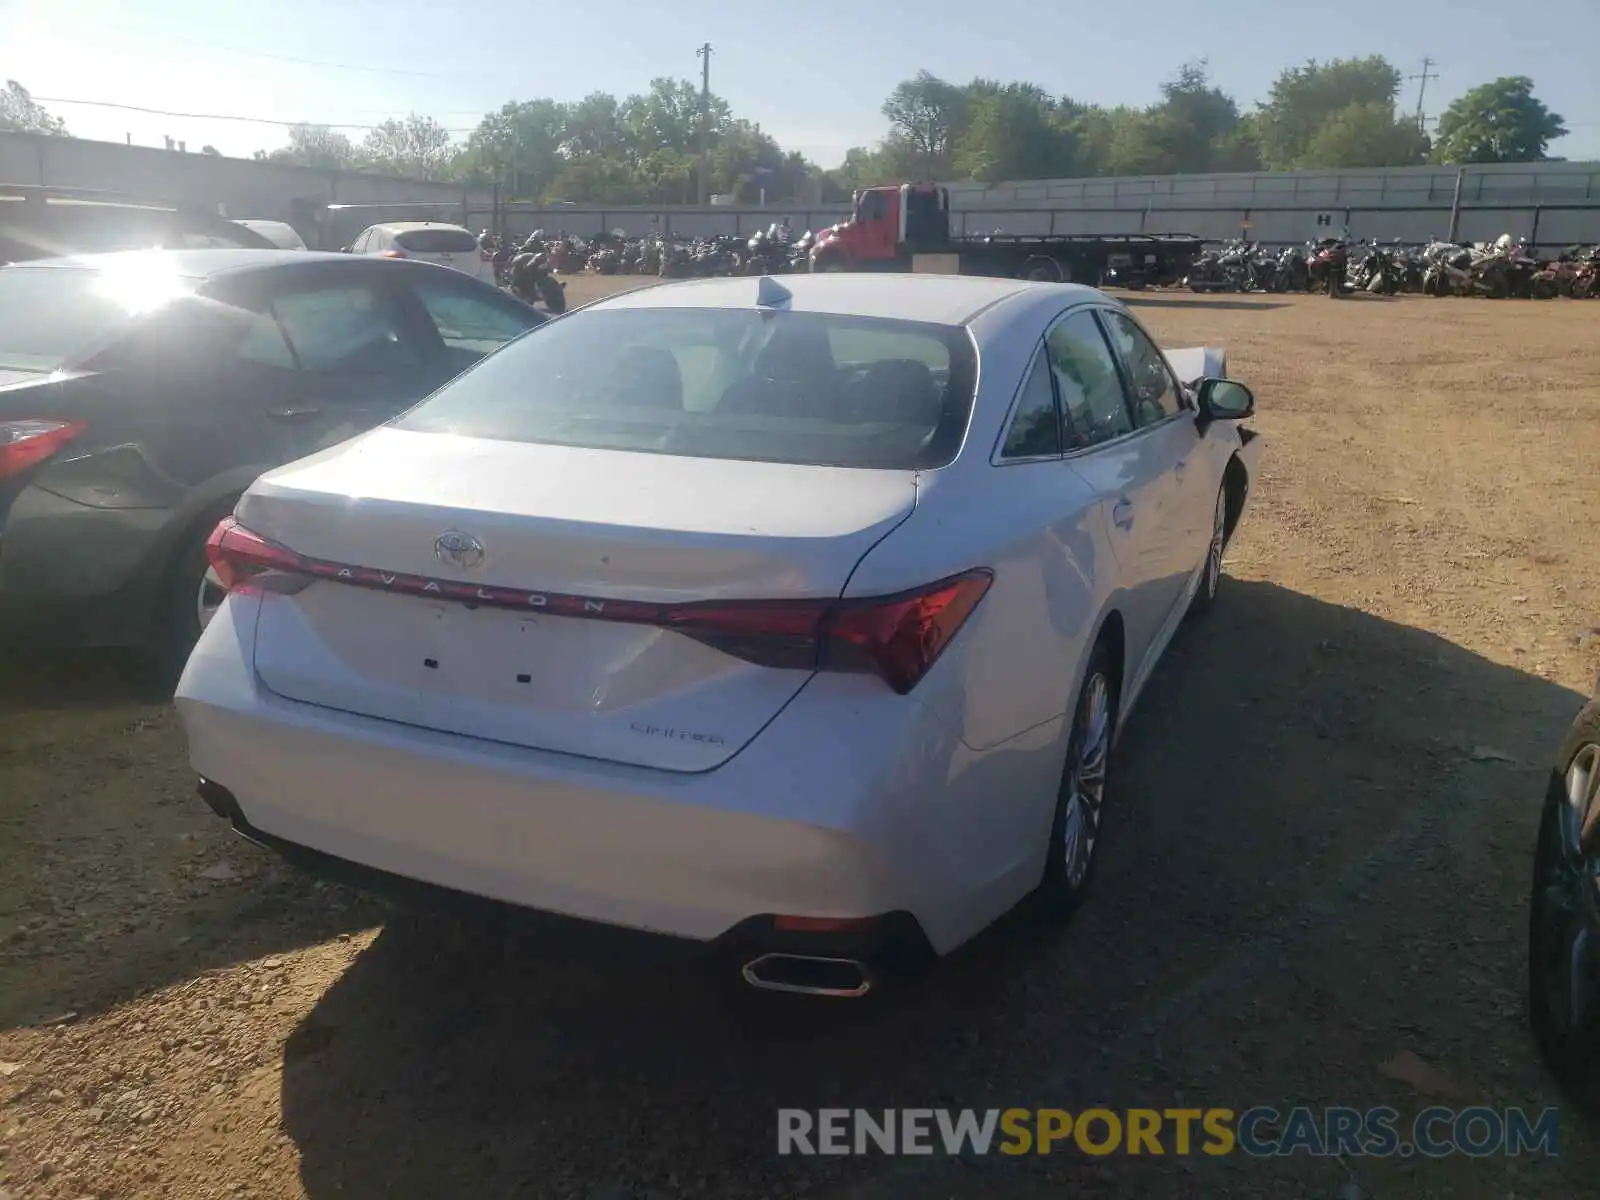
[1565,747,1600,858]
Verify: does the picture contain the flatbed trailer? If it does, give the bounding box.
[808,182,1204,287]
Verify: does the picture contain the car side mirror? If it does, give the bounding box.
[1195,378,1255,429]
[339,245,352,254]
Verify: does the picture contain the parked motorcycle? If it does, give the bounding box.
[1307,237,1350,296]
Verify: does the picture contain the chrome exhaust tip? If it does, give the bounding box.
[741,952,872,998]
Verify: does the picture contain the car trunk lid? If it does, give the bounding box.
[242,427,918,771]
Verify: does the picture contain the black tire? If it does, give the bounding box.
[1019,255,1064,283]
[1530,701,1600,1092]
[1188,483,1229,619]
[536,276,566,314]
[1038,641,1117,918]
[152,499,239,679]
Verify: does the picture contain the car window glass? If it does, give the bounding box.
[395,228,479,254]
[999,347,1060,459]
[1046,311,1132,448]
[267,284,421,374]
[395,307,976,471]
[412,280,534,357]
[233,310,297,369]
[1101,309,1181,427]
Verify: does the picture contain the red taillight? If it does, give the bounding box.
[201,516,992,694]
[380,249,406,259]
[0,418,87,479]
[205,517,304,593]
[663,569,993,694]
[827,570,994,694]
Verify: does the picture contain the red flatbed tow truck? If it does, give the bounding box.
[808,181,1204,287]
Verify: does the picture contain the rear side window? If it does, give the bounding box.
[1047,311,1132,449]
[411,279,538,355]
[395,307,977,470]
[260,284,423,374]
[394,228,479,254]
[999,349,1061,459]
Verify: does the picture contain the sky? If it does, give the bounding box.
[3,0,1597,169]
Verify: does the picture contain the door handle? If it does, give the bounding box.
[266,405,322,419]
[1112,498,1134,530]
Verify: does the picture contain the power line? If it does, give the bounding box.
[96,21,473,79]
[33,96,478,134]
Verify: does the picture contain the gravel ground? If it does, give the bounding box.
[3,283,1600,1199]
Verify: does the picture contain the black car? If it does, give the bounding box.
[0,249,547,666]
[1530,682,1600,1088]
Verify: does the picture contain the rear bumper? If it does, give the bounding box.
[196,774,932,972]
[175,596,1051,955]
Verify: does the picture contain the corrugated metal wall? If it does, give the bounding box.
[6,132,1598,248]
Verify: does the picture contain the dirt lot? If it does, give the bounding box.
[3,280,1600,1200]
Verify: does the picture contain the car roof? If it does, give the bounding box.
[6,248,371,279]
[589,273,1103,327]
[371,221,475,235]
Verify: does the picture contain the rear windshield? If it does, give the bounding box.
[394,228,479,254]
[0,265,188,371]
[394,306,978,469]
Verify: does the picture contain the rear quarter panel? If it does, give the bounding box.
[843,462,1104,754]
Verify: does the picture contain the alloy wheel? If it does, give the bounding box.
[1205,487,1227,600]
[1061,671,1112,889]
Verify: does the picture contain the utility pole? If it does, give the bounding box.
[696,42,713,206]
[1409,57,1439,133]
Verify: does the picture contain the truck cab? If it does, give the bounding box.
[810,183,950,271]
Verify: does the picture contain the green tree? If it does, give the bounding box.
[0,80,67,135]
[360,114,456,180]
[459,100,568,197]
[1255,56,1404,169]
[954,84,1075,184]
[881,70,969,178]
[1145,62,1242,174]
[1430,76,1567,163]
[1301,101,1427,167]
[267,123,360,171]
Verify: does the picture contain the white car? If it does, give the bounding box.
[176,274,1261,997]
[347,221,494,285]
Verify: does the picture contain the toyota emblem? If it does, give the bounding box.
[434,531,485,570]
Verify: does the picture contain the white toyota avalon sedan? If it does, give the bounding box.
[176,273,1261,997]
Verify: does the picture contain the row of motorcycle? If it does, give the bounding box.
[485,225,816,282]
[1185,235,1600,299]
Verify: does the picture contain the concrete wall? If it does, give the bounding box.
[0,131,487,226]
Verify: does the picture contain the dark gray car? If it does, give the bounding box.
[0,249,546,666]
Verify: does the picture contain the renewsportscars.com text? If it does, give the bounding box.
[776,1106,1560,1158]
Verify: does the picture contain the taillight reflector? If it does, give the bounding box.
[380,249,406,259]
[0,418,87,479]
[205,518,302,592]
[203,517,992,693]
